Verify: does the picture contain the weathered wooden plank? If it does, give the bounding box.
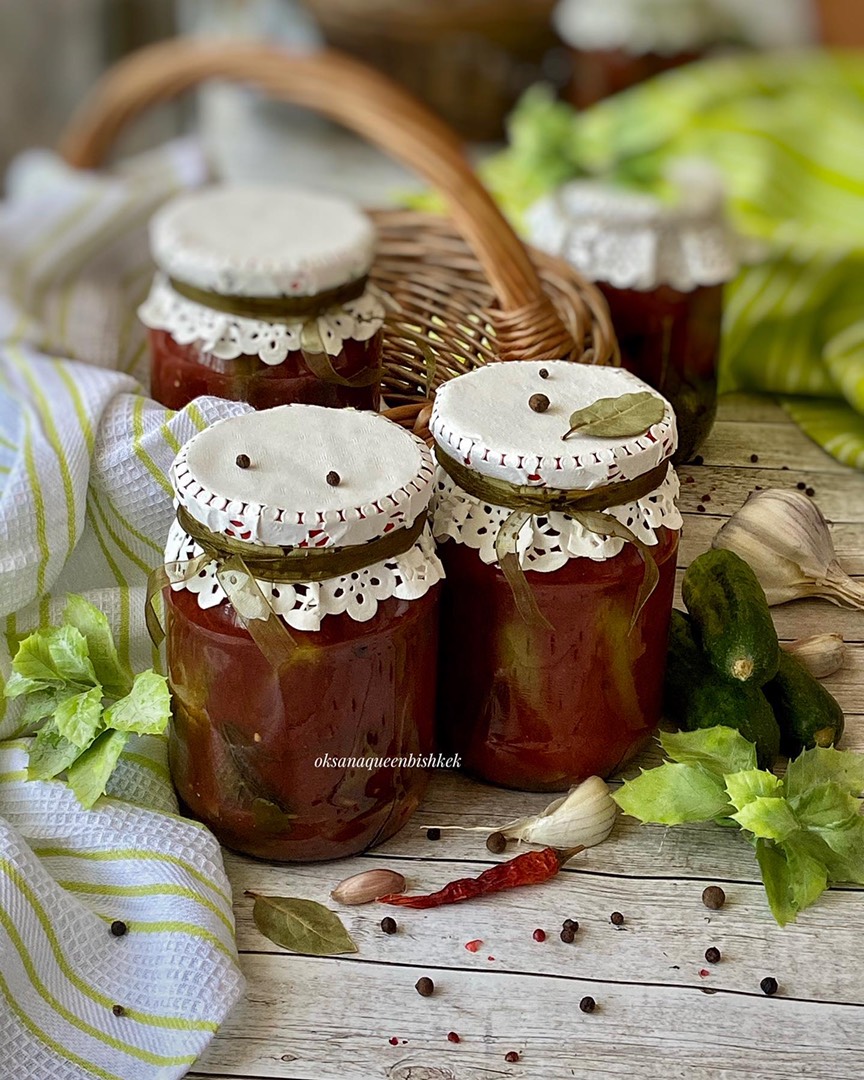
[224,851,864,1005]
[678,514,864,574]
[701,420,854,475]
[715,393,791,426]
[190,954,864,1080]
[675,468,864,521]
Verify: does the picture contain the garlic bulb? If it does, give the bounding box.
[424,776,617,851]
[781,634,847,679]
[712,489,864,608]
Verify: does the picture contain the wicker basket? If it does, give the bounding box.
[300,0,559,141]
[58,40,617,438]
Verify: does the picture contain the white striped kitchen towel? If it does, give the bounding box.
[0,141,248,1077]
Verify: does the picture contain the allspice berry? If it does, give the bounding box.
[705,947,721,964]
[529,393,550,414]
[326,470,341,487]
[112,1005,126,1017]
[702,886,726,910]
[579,996,596,1013]
[380,917,398,935]
[610,912,624,926]
[109,920,127,938]
[486,831,507,854]
[235,453,251,470]
[760,976,779,996]
[415,977,435,997]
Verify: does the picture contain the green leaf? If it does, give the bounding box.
[754,839,798,926]
[67,729,129,809]
[6,626,97,697]
[782,833,829,912]
[64,595,131,697]
[661,727,757,778]
[791,782,861,829]
[810,816,864,884]
[732,796,798,841]
[564,391,666,440]
[54,686,104,749]
[28,721,81,781]
[785,746,864,799]
[103,670,171,736]
[725,769,784,812]
[17,690,65,729]
[613,763,731,824]
[247,893,357,956]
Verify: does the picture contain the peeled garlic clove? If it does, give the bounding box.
[500,776,617,850]
[330,869,406,906]
[781,633,846,679]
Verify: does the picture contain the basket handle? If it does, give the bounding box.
[58,39,575,348]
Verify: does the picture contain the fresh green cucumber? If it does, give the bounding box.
[682,549,780,686]
[664,610,781,769]
[763,650,845,757]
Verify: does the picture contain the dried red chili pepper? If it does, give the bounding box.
[378,847,583,909]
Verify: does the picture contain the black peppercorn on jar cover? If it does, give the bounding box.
[159,404,443,862]
[430,361,682,792]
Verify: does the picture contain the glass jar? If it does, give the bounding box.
[140,185,386,412]
[160,405,443,861]
[431,361,682,792]
[527,174,738,462]
[553,0,734,107]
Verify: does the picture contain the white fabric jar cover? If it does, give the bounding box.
[139,184,386,363]
[166,404,443,631]
[430,361,683,571]
[554,0,739,56]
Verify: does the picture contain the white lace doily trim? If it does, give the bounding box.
[431,466,682,570]
[165,520,444,632]
[138,274,386,364]
[527,166,740,292]
[553,0,738,55]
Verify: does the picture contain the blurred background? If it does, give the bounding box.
[1,0,862,192]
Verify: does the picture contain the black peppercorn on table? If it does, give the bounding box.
[189,395,864,1080]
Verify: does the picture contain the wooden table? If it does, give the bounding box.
[190,393,864,1080]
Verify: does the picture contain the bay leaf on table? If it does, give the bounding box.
[246,892,358,955]
[563,392,666,440]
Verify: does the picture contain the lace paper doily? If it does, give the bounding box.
[165,519,444,632]
[553,0,737,55]
[139,274,386,365]
[432,467,682,570]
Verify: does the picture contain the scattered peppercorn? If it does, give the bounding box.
[380,917,398,935]
[109,920,127,938]
[235,453,251,470]
[389,1037,399,1046]
[112,1005,126,1017]
[447,1031,461,1043]
[326,470,341,487]
[702,886,726,910]
[705,947,721,964]
[426,827,441,841]
[505,1051,520,1063]
[579,996,596,1013]
[699,968,710,978]
[693,455,704,465]
[415,977,435,997]
[701,494,711,503]
[750,454,759,463]
[797,481,806,490]
[781,465,789,470]
[806,487,815,497]
[486,831,507,854]
[563,919,579,933]
[697,504,706,513]
[529,393,550,414]
[560,927,575,944]
[610,912,624,926]
[533,928,547,942]
[539,368,549,379]
[760,977,778,996]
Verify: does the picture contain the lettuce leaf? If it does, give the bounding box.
[28,721,81,781]
[785,746,864,799]
[65,595,132,698]
[754,839,797,927]
[6,625,97,697]
[67,729,130,810]
[732,797,798,841]
[725,769,783,811]
[661,727,757,777]
[54,685,104,749]
[613,762,731,824]
[103,670,171,736]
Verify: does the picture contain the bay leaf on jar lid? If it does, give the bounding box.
[563,391,667,440]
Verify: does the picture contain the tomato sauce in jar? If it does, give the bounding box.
[160,405,443,861]
[430,362,682,792]
[140,185,385,412]
[527,177,738,463]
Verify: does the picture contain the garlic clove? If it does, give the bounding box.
[330,869,406,906]
[713,489,864,609]
[781,633,846,679]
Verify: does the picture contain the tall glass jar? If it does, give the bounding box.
[553,0,736,108]
[140,185,386,412]
[160,405,443,861]
[527,174,739,462]
[431,362,682,792]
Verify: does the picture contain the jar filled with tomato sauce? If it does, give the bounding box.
[553,0,736,108]
[527,172,738,462]
[160,404,443,861]
[139,185,386,412]
[431,361,682,792]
